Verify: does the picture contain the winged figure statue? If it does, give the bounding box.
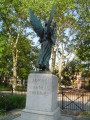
[29,6,56,71]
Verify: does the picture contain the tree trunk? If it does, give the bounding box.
[12,51,17,91]
[12,21,21,90]
[50,46,56,73]
[58,58,63,92]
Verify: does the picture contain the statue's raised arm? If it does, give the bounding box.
[29,6,56,71]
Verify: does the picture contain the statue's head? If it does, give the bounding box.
[45,20,48,26]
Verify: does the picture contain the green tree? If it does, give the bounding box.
[75,0,90,77]
[0,31,12,85]
[76,35,90,78]
[61,67,71,87]
[0,0,27,89]
[0,0,89,89]
[0,0,39,89]
[50,0,90,87]
[61,59,81,87]
[17,36,39,86]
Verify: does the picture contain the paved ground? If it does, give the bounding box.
[0,109,22,120]
[12,116,21,120]
[0,109,90,120]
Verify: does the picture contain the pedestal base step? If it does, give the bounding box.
[21,107,60,120]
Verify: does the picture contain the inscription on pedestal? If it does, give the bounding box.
[28,78,51,96]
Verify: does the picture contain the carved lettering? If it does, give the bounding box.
[29,78,51,96]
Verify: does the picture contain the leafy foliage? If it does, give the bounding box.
[61,59,81,86]
[0,0,89,87]
[0,95,26,111]
[0,0,39,87]
[61,67,71,86]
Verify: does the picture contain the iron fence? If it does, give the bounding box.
[58,91,90,112]
[0,90,90,112]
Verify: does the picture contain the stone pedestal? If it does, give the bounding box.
[21,72,60,120]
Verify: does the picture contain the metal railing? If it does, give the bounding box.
[0,90,90,112]
[58,91,90,112]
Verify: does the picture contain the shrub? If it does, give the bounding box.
[0,95,26,112]
[0,109,6,116]
[85,81,90,90]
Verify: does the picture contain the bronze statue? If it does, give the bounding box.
[29,6,56,71]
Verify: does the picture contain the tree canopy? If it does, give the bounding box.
[0,0,89,88]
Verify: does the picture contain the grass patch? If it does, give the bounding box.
[16,86,27,91]
[0,85,11,91]
[79,111,90,117]
[61,110,90,117]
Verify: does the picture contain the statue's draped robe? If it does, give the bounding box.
[36,40,52,70]
[36,27,53,70]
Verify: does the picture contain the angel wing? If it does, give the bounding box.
[47,6,56,33]
[29,9,44,38]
